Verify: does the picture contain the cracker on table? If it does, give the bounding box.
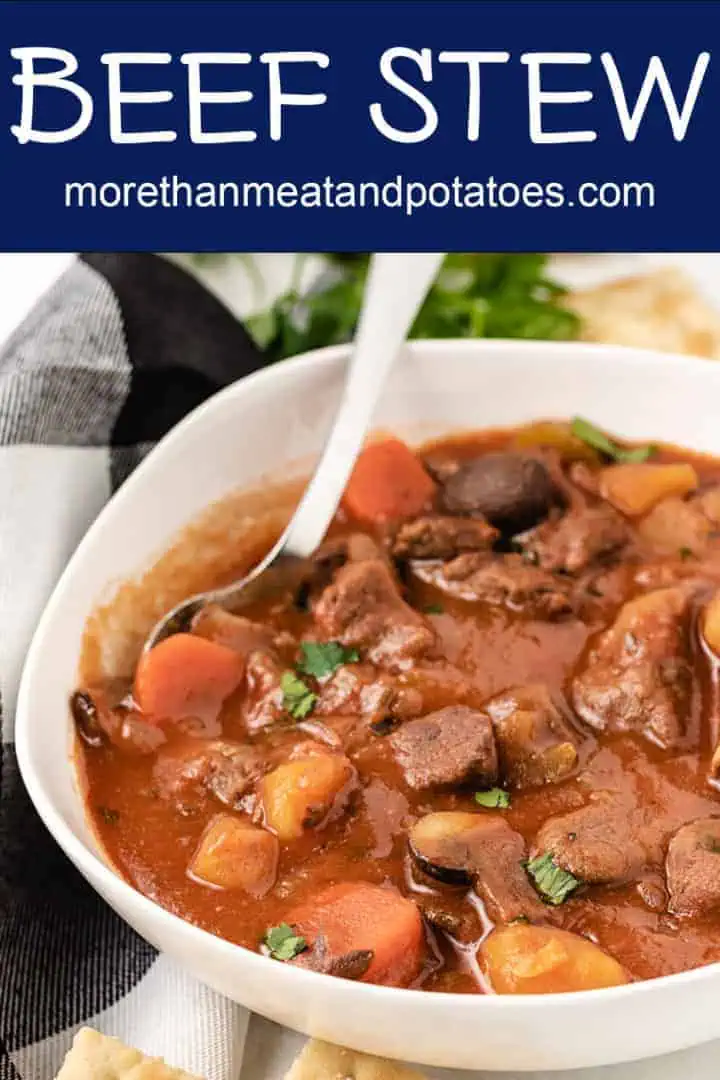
[564,268,720,359]
[284,1038,427,1080]
[56,1028,202,1080]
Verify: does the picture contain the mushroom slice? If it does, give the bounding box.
[409,811,546,923]
[409,811,480,885]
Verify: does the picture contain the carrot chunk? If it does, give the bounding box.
[134,633,244,724]
[285,882,425,986]
[342,438,436,526]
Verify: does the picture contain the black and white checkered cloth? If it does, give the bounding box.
[0,254,270,1080]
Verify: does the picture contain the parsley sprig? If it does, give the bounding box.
[571,417,655,464]
[245,254,579,361]
[525,852,582,905]
[263,923,307,961]
[475,788,511,809]
[281,640,360,719]
[297,640,359,679]
[280,672,317,719]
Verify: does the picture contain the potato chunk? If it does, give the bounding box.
[599,463,698,517]
[262,753,355,841]
[189,814,278,895]
[480,924,627,994]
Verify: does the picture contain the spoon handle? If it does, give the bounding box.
[279,252,445,558]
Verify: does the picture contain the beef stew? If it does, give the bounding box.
[73,420,720,995]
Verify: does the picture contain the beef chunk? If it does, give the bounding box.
[191,605,291,734]
[314,663,379,717]
[153,738,264,810]
[191,606,278,654]
[417,899,485,944]
[518,505,629,576]
[392,515,498,560]
[423,454,461,484]
[314,663,424,730]
[536,802,648,885]
[297,533,385,607]
[241,651,285,733]
[484,685,581,789]
[667,819,720,916]
[572,586,694,749]
[440,452,557,533]
[439,552,574,618]
[314,559,434,666]
[390,706,498,790]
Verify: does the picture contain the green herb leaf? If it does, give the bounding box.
[475,787,511,809]
[97,806,120,826]
[679,546,694,561]
[571,417,655,464]
[254,254,579,362]
[423,603,445,615]
[525,852,581,905]
[297,640,359,679]
[263,923,307,961]
[280,671,317,719]
[245,308,279,350]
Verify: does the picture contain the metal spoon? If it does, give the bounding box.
[143,252,445,651]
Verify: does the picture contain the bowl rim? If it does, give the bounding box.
[15,336,720,1013]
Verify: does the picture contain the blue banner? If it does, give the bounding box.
[0,0,717,251]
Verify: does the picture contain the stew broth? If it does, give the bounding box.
[75,423,720,994]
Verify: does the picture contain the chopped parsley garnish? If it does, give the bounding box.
[97,806,120,826]
[239,253,579,362]
[280,671,317,719]
[571,417,655,464]
[263,923,307,961]
[424,603,445,615]
[297,640,359,679]
[475,787,511,809]
[679,546,694,561]
[525,852,581,905]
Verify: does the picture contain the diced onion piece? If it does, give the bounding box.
[703,592,720,655]
[189,814,278,895]
[480,923,628,994]
[262,753,355,841]
[600,463,698,517]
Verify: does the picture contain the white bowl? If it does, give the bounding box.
[16,339,720,1072]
